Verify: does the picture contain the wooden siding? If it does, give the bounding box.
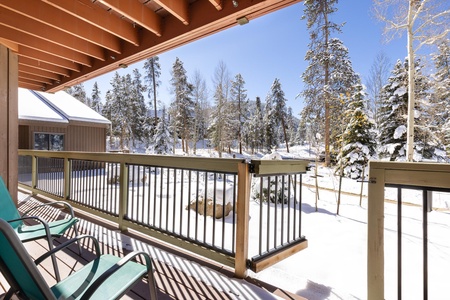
[19,124,107,152]
[66,125,106,152]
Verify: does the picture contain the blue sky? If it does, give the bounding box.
[84,1,408,115]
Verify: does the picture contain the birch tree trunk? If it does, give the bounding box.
[406,0,416,162]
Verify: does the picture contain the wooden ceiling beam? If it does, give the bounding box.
[0,25,92,67]
[208,0,223,11]
[19,72,53,85]
[0,7,105,61]
[154,0,190,25]
[19,46,81,73]
[0,0,121,54]
[20,65,61,81]
[42,0,139,47]
[96,0,162,37]
[19,57,70,77]
[0,37,18,52]
[18,77,47,89]
[18,81,46,91]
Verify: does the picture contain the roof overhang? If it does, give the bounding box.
[0,0,301,93]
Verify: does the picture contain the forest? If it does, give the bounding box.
[66,0,450,181]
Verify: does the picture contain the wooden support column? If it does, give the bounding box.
[235,162,251,278]
[0,44,18,204]
[367,162,385,300]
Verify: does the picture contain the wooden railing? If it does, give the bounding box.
[367,161,450,300]
[18,149,309,277]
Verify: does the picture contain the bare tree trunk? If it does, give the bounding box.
[323,2,331,166]
[281,118,290,153]
[406,0,416,162]
[151,60,158,121]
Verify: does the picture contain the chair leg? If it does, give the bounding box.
[4,288,16,300]
[147,270,158,300]
[73,223,82,255]
[46,238,61,282]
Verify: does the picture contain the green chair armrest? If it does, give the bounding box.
[35,235,101,265]
[80,251,154,300]
[22,201,76,219]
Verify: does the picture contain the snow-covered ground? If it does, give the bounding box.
[27,143,450,299]
[176,144,450,299]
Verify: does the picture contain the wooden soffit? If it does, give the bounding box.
[0,0,301,92]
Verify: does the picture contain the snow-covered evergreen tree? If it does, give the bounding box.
[433,40,450,150]
[143,56,161,121]
[103,72,130,150]
[337,84,376,179]
[301,0,342,166]
[191,70,209,154]
[152,106,171,154]
[263,93,277,153]
[246,97,264,154]
[169,57,194,153]
[208,62,234,157]
[130,69,150,147]
[230,73,249,154]
[269,78,290,152]
[67,83,90,105]
[378,58,443,161]
[90,82,102,113]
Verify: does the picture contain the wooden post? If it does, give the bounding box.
[64,158,71,200]
[235,162,251,278]
[0,44,18,203]
[118,162,129,231]
[367,163,385,300]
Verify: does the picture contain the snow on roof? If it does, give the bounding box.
[18,88,68,124]
[19,88,111,126]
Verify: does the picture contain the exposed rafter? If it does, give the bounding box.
[208,0,223,11]
[42,0,140,46]
[96,0,162,36]
[0,0,301,92]
[154,0,190,25]
[0,0,121,54]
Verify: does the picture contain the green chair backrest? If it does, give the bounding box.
[0,218,56,300]
[0,177,23,229]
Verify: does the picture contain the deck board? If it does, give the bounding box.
[0,192,305,299]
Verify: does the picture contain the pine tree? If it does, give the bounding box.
[152,106,171,154]
[230,74,249,154]
[143,56,161,121]
[208,62,232,157]
[130,69,150,147]
[103,72,129,150]
[191,71,209,154]
[433,40,450,150]
[301,0,342,166]
[67,83,90,105]
[286,107,297,146]
[378,58,441,161]
[337,84,376,179]
[263,94,277,153]
[90,82,102,113]
[169,57,194,153]
[246,97,264,154]
[269,78,290,152]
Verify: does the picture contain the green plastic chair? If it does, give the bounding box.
[0,218,158,300]
[0,176,79,281]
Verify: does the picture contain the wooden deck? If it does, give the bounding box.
[0,191,305,300]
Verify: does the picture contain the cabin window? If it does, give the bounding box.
[34,133,64,151]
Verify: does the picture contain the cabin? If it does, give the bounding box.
[18,88,110,152]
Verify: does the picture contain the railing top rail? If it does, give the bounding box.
[19,150,242,173]
[19,150,311,176]
[369,160,450,191]
[250,159,310,175]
